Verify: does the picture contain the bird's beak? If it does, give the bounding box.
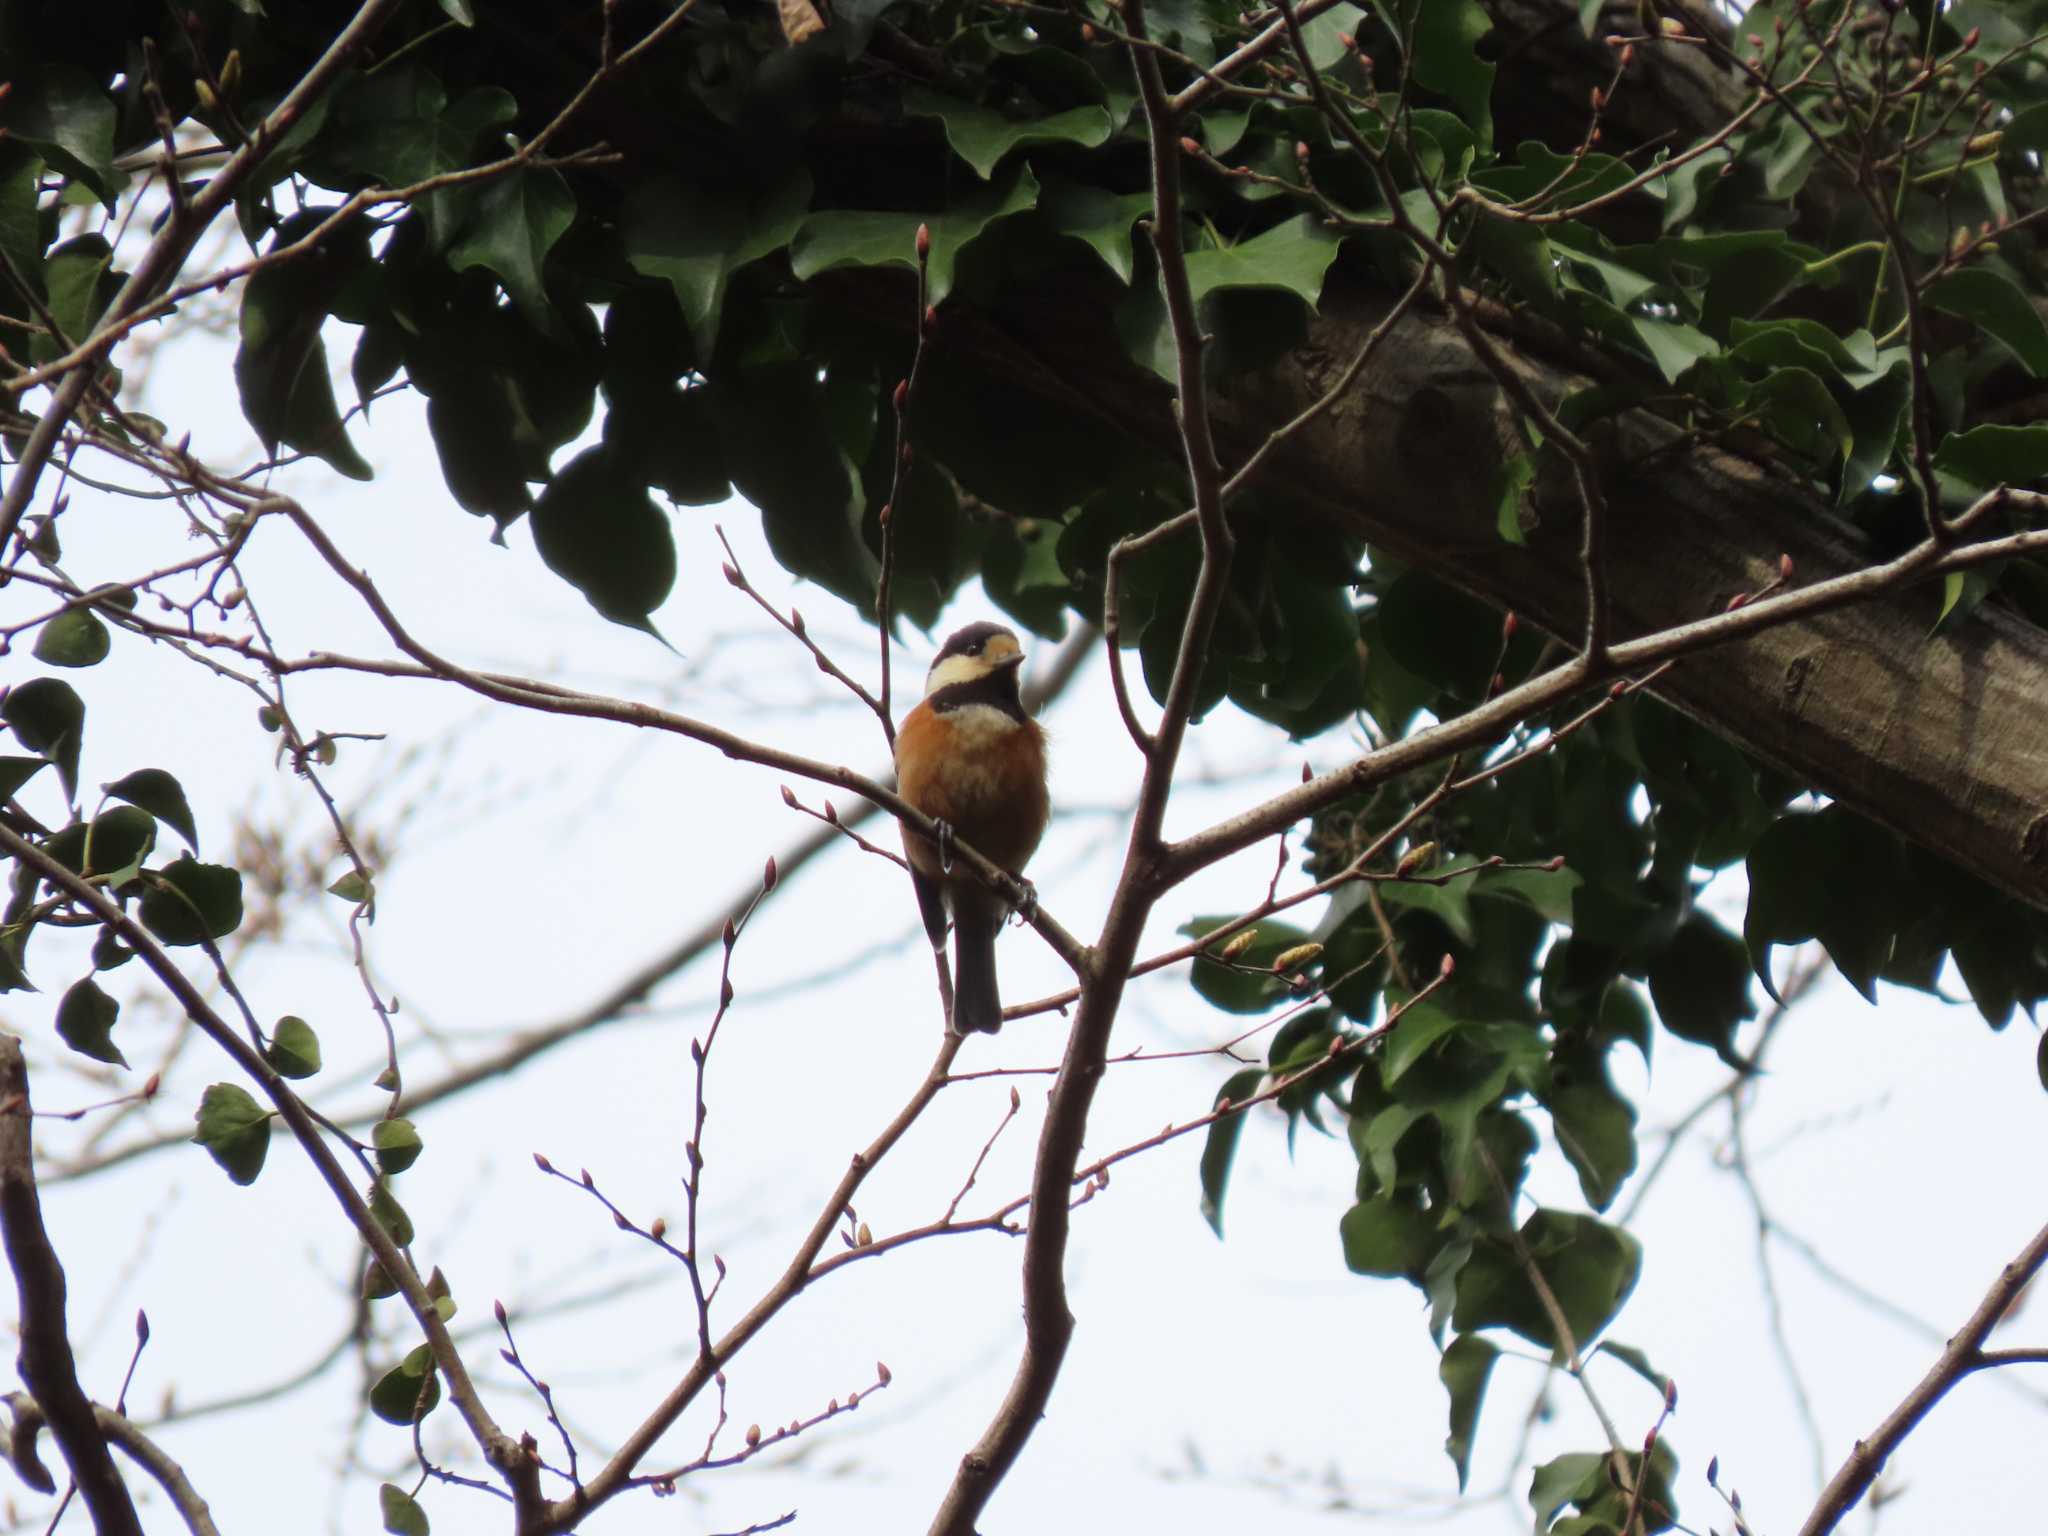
[994,650,1026,671]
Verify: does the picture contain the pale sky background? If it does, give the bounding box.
[2,282,2045,1536]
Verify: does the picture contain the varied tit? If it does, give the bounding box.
[893,621,1050,1034]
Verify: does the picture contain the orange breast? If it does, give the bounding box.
[896,702,1048,878]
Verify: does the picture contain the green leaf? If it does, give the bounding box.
[792,167,1039,308]
[2,678,86,801]
[32,610,110,668]
[55,976,126,1068]
[234,211,375,480]
[529,445,677,633]
[193,1083,272,1185]
[1925,267,2048,377]
[103,770,199,852]
[0,66,121,207]
[1038,175,1153,285]
[1439,1334,1499,1492]
[81,806,156,886]
[266,1016,322,1080]
[1549,1054,1638,1212]
[1933,422,2048,491]
[1342,1193,1435,1280]
[0,756,47,802]
[1744,809,1900,1001]
[1630,316,1719,384]
[1645,914,1754,1068]
[370,1180,415,1246]
[904,88,1111,179]
[1409,0,1497,152]
[89,927,131,973]
[322,69,516,250]
[370,1345,440,1426]
[379,1484,430,1536]
[1749,366,1852,466]
[624,173,811,357]
[1453,1209,1641,1353]
[138,858,244,947]
[1198,1068,1264,1237]
[1179,917,1314,1012]
[446,167,575,333]
[1529,1453,1605,1533]
[1183,216,1342,309]
[328,869,373,903]
[1595,1340,1670,1396]
[374,1117,425,1176]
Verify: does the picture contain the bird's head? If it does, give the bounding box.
[924,621,1026,696]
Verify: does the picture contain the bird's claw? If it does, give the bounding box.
[1009,878,1039,925]
[934,818,957,876]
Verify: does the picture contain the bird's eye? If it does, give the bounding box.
[966,641,983,655]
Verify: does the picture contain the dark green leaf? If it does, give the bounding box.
[792,168,1038,308]
[82,806,155,885]
[1645,915,1754,1069]
[1410,0,1497,152]
[379,1484,430,1536]
[1744,809,1900,1001]
[32,235,122,371]
[1595,1340,1670,1396]
[374,1117,425,1176]
[1549,1053,1638,1211]
[625,173,811,356]
[321,69,516,250]
[32,610,109,668]
[2,678,86,801]
[103,770,199,851]
[138,858,244,947]
[90,927,131,973]
[370,1345,440,1426]
[1198,1068,1264,1237]
[904,88,1111,179]
[529,446,676,633]
[0,757,46,802]
[0,66,120,207]
[1453,1209,1641,1353]
[55,976,126,1068]
[1184,216,1342,309]
[1037,175,1152,284]
[1342,1193,1434,1280]
[266,1016,322,1080]
[1933,422,2048,491]
[445,168,575,333]
[1530,1453,1606,1533]
[193,1083,271,1185]
[1179,917,1314,1013]
[1439,1334,1499,1492]
[233,211,374,480]
[1926,267,2048,377]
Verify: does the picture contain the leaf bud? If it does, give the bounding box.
[1707,1456,1720,1486]
[1009,1085,1020,1110]
[922,304,938,333]
[494,1299,508,1325]
[1778,553,1794,580]
[876,1360,892,1385]
[1438,953,1456,977]
[714,1254,727,1277]
[1546,854,1567,871]
[721,563,741,586]
[720,978,735,1009]
[136,1309,150,1344]
[1664,1376,1678,1412]
[1081,21,1096,40]
[1217,929,1258,962]
[651,1216,667,1241]
[614,1211,631,1230]
[1295,140,1310,162]
[878,502,893,528]
[1644,1426,1659,1452]
[1590,86,1605,111]
[781,785,799,808]
[1396,841,1437,877]
[856,1221,872,1246]
[1726,591,1750,611]
[1962,25,1980,49]
[1502,610,1518,642]
[579,1167,594,1188]
[824,801,840,824]
[1302,762,1313,782]
[1179,136,1202,157]
[533,1152,553,1173]
[142,1073,160,1100]
[915,223,931,261]
[745,1423,762,1447]
[893,379,910,412]
[1271,942,1323,972]
[723,917,738,947]
[690,1037,704,1063]
[763,856,778,891]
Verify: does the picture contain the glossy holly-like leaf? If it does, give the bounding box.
[370,1344,440,1425]
[1198,1067,1264,1237]
[1410,0,1497,152]
[32,610,110,668]
[445,167,576,333]
[1439,1333,1499,1492]
[320,67,516,249]
[374,1118,425,1176]
[379,1484,430,1536]
[193,1083,272,1185]
[792,168,1039,308]
[55,976,126,1068]
[529,445,676,633]
[2,678,86,802]
[266,1016,322,1080]
[103,770,199,852]
[903,88,1112,179]
[1038,175,1153,285]
[138,858,244,947]
[1926,267,2048,376]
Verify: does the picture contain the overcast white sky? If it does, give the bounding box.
[3,296,2046,1536]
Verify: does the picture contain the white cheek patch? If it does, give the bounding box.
[926,655,985,693]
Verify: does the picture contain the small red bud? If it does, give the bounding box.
[142,1073,160,1100]
[1502,611,1518,641]
[721,563,741,586]
[790,608,806,635]
[1080,20,1096,39]
[914,223,931,261]
[745,1423,762,1447]
[1644,1426,1659,1452]
[781,785,799,808]
[879,502,893,528]
[494,1299,508,1325]
[1665,1377,1678,1412]
[1294,140,1311,161]
[1962,25,1980,49]
[892,379,909,412]
[763,856,778,891]
[721,978,735,1008]
[1337,31,1353,47]
[1727,591,1751,611]
[1620,42,1635,68]
[613,1211,631,1230]
[877,1360,893,1385]
[651,1216,668,1241]
[1179,135,1203,157]
[1009,1085,1021,1110]
[1438,954,1456,977]
[824,802,839,824]
[723,917,738,946]
[922,304,938,333]
[135,1310,149,1343]
[1547,854,1566,871]
[1778,552,1794,580]
[1301,762,1313,782]
[1490,671,1504,695]
[533,1152,553,1173]
[714,1254,727,1277]
[580,1167,594,1187]
[1590,86,1606,110]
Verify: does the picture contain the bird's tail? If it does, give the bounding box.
[950,904,1004,1034]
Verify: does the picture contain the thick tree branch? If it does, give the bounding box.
[0,1037,144,1536]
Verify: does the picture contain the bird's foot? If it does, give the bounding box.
[1009,877,1039,925]
[934,818,957,875]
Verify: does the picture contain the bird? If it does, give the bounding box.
[893,621,1050,1034]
